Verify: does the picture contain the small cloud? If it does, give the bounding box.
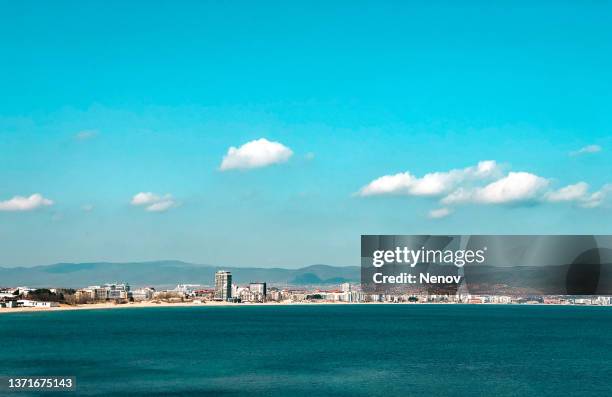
[146,200,176,212]
[81,204,95,212]
[220,138,293,171]
[570,144,601,156]
[131,192,159,206]
[131,192,177,212]
[545,182,589,203]
[428,207,452,219]
[544,182,612,208]
[579,185,612,208]
[0,193,54,212]
[304,152,315,161]
[358,160,501,197]
[442,172,549,205]
[75,130,98,141]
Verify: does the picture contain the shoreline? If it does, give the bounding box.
[0,300,280,314]
[0,300,366,314]
[1,300,608,314]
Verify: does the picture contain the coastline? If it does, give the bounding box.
[0,300,365,314]
[2,300,607,314]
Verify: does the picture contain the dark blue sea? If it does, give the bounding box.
[1,304,611,396]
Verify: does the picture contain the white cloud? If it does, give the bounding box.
[359,161,611,218]
[442,176,610,209]
[579,185,612,208]
[220,138,293,171]
[81,204,95,212]
[0,193,54,211]
[358,172,415,196]
[440,188,471,205]
[543,182,612,208]
[358,160,501,197]
[579,190,606,208]
[428,207,452,219]
[75,130,98,140]
[474,172,549,204]
[131,192,176,212]
[304,152,315,161]
[570,144,601,156]
[131,192,159,206]
[443,172,549,205]
[145,200,175,212]
[545,182,589,202]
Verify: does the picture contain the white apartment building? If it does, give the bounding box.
[174,284,201,296]
[214,271,232,301]
[131,287,156,301]
[18,300,59,308]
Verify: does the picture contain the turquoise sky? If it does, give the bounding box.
[1,1,611,267]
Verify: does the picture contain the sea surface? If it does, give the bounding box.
[1,304,611,396]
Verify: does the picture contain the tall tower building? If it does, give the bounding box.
[249,282,267,296]
[249,282,267,302]
[214,271,232,301]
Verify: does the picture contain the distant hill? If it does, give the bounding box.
[0,261,360,289]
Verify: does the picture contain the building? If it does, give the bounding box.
[234,286,250,302]
[11,287,35,296]
[193,288,215,300]
[17,300,59,308]
[249,282,267,302]
[249,282,266,295]
[214,271,232,301]
[76,283,130,301]
[75,288,96,302]
[131,287,155,301]
[174,284,201,297]
[94,287,108,300]
[268,287,282,301]
[105,283,130,300]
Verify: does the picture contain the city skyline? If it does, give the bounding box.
[1,1,612,267]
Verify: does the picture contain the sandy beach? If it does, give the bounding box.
[0,300,371,314]
[1,300,590,314]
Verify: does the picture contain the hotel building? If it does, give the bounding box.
[214,271,232,301]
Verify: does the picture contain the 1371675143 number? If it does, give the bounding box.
[1,376,76,391]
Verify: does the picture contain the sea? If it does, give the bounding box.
[1,304,611,396]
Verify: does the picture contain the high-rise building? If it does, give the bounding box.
[249,282,266,296]
[214,271,232,301]
[249,282,267,302]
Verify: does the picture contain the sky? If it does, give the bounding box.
[1,1,611,267]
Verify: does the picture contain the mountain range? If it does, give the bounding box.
[0,261,360,289]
